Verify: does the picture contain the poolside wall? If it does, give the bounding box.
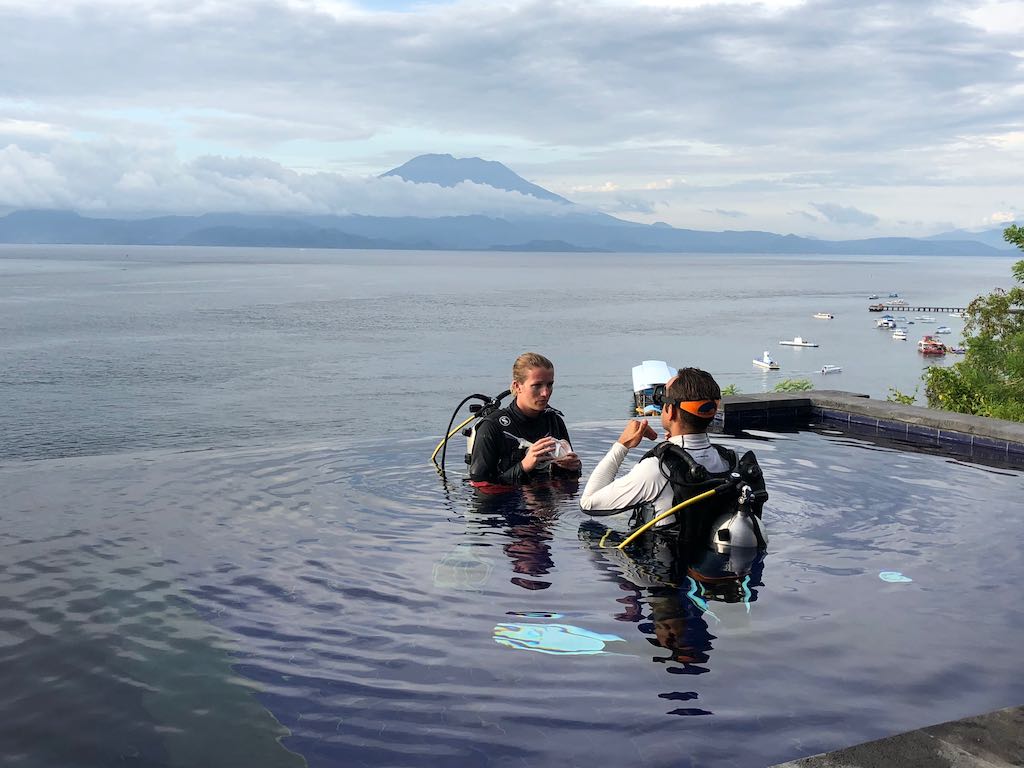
[717,390,1024,465]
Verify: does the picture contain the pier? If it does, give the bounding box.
[868,303,965,313]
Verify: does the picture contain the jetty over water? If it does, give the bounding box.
[868,303,965,313]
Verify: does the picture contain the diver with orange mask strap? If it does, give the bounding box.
[579,367,767,551]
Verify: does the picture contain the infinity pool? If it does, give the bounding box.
[1,425,1022,767]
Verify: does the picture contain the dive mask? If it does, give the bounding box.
[651,384,720,418]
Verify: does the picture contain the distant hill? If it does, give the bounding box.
[0,154,1008,256]
[381,153,572,204]
[925,224,1017,250]
[0,208,1004,256]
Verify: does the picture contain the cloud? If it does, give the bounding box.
[0,141,573,217]
[809,202,880,227]
[701,208,747,218]
[0,0,1019,232]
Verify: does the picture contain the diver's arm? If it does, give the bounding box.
[469,420,537,486]
[579,445,664,515]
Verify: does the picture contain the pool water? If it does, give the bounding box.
[2,425,1021,767]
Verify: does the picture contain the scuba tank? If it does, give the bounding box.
[431,388,509,477]
[709,481,769,553]
[461,391,510,465]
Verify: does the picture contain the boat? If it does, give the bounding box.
[935,325,952,334]
[892,329,907,340]
[753,351,779,370]
[819,364,842,374]
[779,336,818,347]
[888,292,900,298]
[813,312,834,319]
[915,316,934,322]
[948,346,966,354]
[876,318,896,328]
[917,336,946,355]
[631,360,675,416]
[868,294,879,300]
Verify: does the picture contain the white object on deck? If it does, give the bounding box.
[631,360,676,394]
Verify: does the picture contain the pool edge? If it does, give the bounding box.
[767,703,1024,767]
[718,390,1024,464]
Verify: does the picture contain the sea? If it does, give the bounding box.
[1,245,1012,462]
[1,245,1022,768]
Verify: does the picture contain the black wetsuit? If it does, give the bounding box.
[468,401,578,487]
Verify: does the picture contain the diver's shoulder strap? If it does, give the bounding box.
[641,441,737,484]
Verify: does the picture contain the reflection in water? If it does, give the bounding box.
[580,521,766,713]
[464,478,579,591]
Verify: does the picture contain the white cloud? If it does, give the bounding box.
[0,0,1020,234]
[0,140,571,217]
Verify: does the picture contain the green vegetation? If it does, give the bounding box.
[721,383,741,396]
[773,378,813,392]
[887,386,917,405]
[922,225,1024,422]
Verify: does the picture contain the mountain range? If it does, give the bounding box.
[0,154,1014,256]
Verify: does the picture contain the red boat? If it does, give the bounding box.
[917,335,946,355]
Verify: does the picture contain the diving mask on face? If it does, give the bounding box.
[650,384,720,418]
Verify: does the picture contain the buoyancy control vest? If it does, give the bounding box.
[637,441,768,552]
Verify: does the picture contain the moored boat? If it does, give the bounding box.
[813,312,834,319]
[819,364,842,374]
[753,351,779,370]
[779,336,818,347]
[917,335,946,355]
[935,325,952,334]
[892,329,907,340]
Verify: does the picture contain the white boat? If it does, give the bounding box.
[631,360,675,416]
[753,351,779,370]
[819,364,842,374]
[916,316,934,322]
[779,336,818,347]
[892,329,908,340]
[813,312,834,319]
[935,325,952,334]
[876,318,896,328]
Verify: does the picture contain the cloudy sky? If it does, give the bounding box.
[1,0,1022,237]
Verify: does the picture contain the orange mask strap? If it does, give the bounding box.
[676,399,720,418]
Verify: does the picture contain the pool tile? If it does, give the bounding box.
[973,435,1009,452]
[848,414,878,428]
[939,430,973,446]
[878,421,908,437]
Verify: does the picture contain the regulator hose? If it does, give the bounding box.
[432,389,510,476]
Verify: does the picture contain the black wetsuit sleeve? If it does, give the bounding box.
[469,419,527,486]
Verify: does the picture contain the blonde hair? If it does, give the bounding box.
[512,352,554,383]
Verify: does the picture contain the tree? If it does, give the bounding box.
[774,378,813,392]
[922,225,1024,421]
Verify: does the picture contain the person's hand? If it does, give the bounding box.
[552,451,582,472]
[521,436,556,472]
[617,419,658,449]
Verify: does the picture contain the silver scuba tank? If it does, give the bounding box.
[709,484,769,554]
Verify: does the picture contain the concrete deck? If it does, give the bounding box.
[770,704,1024,767]
[717,390,1024,465]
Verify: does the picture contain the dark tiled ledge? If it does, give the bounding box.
[769,704,1024,767]
[718,390,1024,464]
